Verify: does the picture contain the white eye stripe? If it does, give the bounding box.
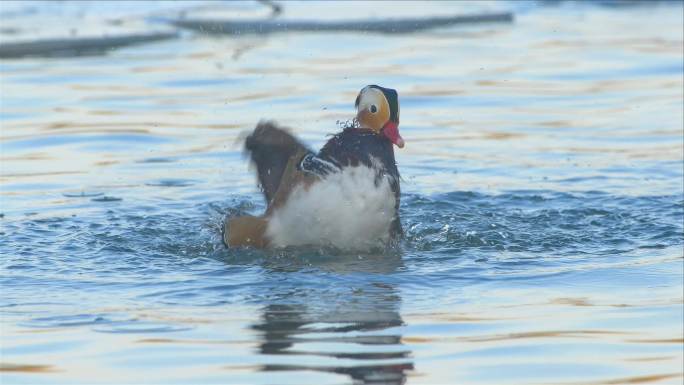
[356,87,387,120]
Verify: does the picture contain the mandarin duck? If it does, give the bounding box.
[225,85,403,250]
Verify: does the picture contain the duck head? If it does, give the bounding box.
[355,85,404,148]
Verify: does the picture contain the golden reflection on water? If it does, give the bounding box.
[1,289,681,384]
[558,373,683,385]
[0,364,58,373]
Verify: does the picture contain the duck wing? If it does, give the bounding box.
[244,121,311,204]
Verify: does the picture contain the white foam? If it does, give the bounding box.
[266,165,396,250]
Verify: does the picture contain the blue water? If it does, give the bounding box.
[1,1,683,384]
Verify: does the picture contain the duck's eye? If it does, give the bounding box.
[370,104,377,113]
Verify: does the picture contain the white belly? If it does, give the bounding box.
[265,165,396,250]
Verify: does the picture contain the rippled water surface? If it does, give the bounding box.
[1,1,683,384]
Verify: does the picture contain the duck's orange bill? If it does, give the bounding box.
[382,121,404,148]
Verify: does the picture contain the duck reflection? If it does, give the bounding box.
[252,253,413,384]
